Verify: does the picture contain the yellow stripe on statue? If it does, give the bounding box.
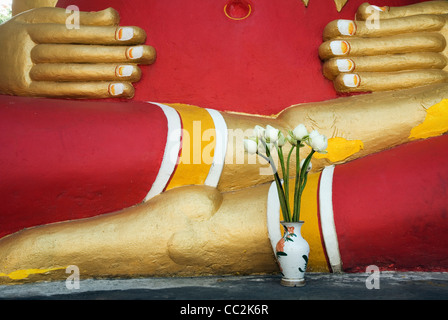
[165,103,216,190]
[286,172,330,272]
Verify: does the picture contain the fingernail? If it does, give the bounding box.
[116,27,134,41]
[115,65,134,77]
[330,40,350,55]
[337,20,356,36]
[370,5,388,12]
[342,74,360,88]
[126,46,144,59]
[336,59,355,72]
[109,83,124,96]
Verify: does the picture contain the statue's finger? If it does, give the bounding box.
[16,7,120,26]
[323,15,445,41]
[322,52,447,80]
[28,24,146,45]
[333,69,448,93]
[31,44,156,64]
[319,33,446,60]
[356,2,448,21]
[28,81,135,99]
[30,63,142,82]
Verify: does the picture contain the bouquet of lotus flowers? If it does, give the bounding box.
[244,124,328,222]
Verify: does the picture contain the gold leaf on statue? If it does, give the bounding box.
[301,0,349,12]
[334,0,349,12]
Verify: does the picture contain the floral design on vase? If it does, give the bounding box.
[276,226,297,256]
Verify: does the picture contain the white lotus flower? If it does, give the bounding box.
[253,125,265,139]
[292,124,308,141]
[244,138,258,154]
[286,133,297,146]
[277,131,287,147]
[307,130,328,153]
[264,125,279,143]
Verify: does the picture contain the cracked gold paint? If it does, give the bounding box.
[409,99,448,140]
[313,137,364,162]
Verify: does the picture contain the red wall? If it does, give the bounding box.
[333,134,448,272]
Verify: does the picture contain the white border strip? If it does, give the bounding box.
[318,165,343,273]
[204,109,228,187]
[267,181,282,254]
[144,102,182,201]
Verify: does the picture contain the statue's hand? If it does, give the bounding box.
[319,1,448,92]
[0,7,155,99]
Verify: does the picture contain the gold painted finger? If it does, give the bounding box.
[323,15,445,41]
[30,64,142,82]
[319,33,446,60]
[28,24,146,45]
[31,44,156,64]
[356,2,448,21]
[333,69,448,93]
[323,52,447,80]
[15,7,120,26]
[28,81,135,99]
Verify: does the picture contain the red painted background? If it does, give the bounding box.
[57,0,426,115]
[333,134,448,272]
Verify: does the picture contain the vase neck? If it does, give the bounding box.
[281,221,304,226]
[281,221,304,234]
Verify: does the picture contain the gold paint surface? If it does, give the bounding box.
[320,1,448,93]
[278,83,448,170]
[300,0,348,11]
[0,185,279,285]
[12,0,57,16]
[334,0,349,12]
[0,6,154,99]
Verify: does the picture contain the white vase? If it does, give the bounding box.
[275,221,310,287]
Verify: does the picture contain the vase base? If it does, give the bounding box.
[280,278,306,287]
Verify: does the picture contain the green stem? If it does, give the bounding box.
[294,149,315,222]
[293,142,301,222]
[284,145,296,220]
[277,145,286,186]
[300,150,315,186]
[277,145,291,220]
[260,142,291,222]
